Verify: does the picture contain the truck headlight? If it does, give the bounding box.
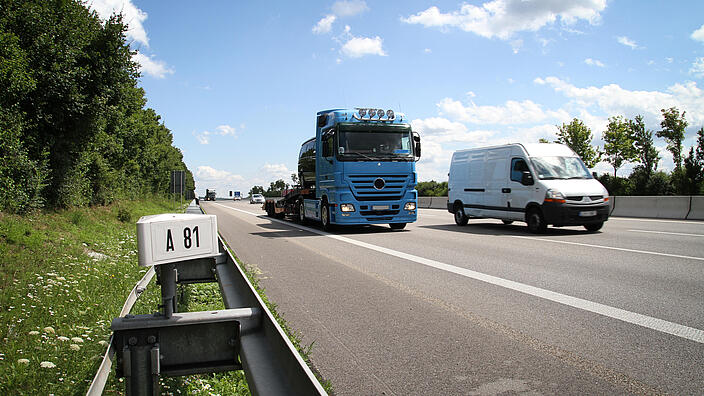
[340,204,355,212]
[404,202,416,210]
[544,189,566,203]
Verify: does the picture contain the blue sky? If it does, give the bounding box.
[89,1,704,197]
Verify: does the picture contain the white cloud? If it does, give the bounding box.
[261,163,293,182]
[132,52,174,79]
[690,57,704,78]
[341,35,387,58]
[617,36,639,49]
[401,0,606,40]
[534,76,704,125]
[331,0,368,17]
[313,15,337,34]
[194,124,239,145]
[194,166,246,197]
[437,97,569,125]
[88,0,149,46]
[691,24,704,42]
[585,58,605,67]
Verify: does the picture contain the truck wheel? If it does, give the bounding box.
[321,202,334,232]
[298,200,307,224]
[584,222,603,232]
[526,208,547,234]
[389,223,406,230]
[454,205,468,226]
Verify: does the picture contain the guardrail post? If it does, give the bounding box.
[159,263,177,318]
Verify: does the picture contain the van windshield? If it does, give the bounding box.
[530,156,592,180]
[337,124,413,161]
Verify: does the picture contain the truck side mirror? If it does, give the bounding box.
[413,133,421,160]
[521,171,534,186]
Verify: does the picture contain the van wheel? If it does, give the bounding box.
[389,223,406,230]
[454,205,469,226]
[584,222,603,232]
[298,200,307,224]
[502,220,514,225]
[526,209,547,234]
[321,202,334,232]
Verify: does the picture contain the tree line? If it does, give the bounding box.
[0,0,193,214]
[549,107,703,196]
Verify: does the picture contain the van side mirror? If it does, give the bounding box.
[521,171,534,186]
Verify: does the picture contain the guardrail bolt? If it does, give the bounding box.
[147,336,157,344]
[128,337,138,346]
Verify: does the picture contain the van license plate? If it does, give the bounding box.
[579,210,597,217]
[372,205,389,210]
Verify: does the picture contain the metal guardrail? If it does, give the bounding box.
[87,200,327,395]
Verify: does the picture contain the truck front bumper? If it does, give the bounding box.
[331,201,417,225]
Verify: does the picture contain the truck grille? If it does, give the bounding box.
[348,174,407,202]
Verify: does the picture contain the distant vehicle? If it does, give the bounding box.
[263,108,420,231]
[447,143,610,233]
[205,189,217,201]
[250,194,265,204]
[233,191,241,201]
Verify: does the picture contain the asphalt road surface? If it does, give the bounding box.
[201,200,704,395]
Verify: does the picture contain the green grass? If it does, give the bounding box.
[0,198,331,395]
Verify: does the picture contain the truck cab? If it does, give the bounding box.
[297,108,421,230]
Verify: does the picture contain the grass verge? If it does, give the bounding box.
[0,198,331,395]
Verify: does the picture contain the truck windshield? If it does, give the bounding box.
[530,156,593,180]
[337,126,413,161]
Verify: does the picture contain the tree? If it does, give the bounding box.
[555,118,601,168]
[249,186,265,196]
[602,116,636,177]
[265,179,288,197]
[657,107,687,170]
[629,115,659,177]
[291,173,299,185]
[683,127,704,194]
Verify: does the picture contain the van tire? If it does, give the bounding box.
[321,202,334,232]
[501,220,514,225]
[389,223,406,230]
[584,222,603,232]
[526,208,547,234]
[454,205,469,226]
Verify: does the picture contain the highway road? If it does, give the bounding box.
[201,200,704,395]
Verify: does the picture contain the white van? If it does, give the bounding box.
[447,143,610,233]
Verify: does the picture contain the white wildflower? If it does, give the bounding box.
[17,358,30,364]
[71,337,83,343]
[40,361,56,368]
[69,344,80,351]
[28,331,39,336]
[43,326,55,334]
[57,336,69,342]
[98,340,109,347]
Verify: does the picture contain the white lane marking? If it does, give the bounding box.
[213,203,704,344]
[508,235,704,262]
[628,229,704,237]
[609,217,703,225]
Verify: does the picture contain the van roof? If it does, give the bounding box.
[453,143,577,158]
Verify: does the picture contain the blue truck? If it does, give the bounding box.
[264,108,421,230]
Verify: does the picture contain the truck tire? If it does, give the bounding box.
[321,202,334,232]
[389,223,406,230]
[454,204,469,226]
[526,208,547,234]
[298,200,307,224]
[584,222,603,232]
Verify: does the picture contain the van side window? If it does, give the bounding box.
[511,158,529,182]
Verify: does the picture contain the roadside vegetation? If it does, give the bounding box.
[0,198,331,395]
[0,0,195,214]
